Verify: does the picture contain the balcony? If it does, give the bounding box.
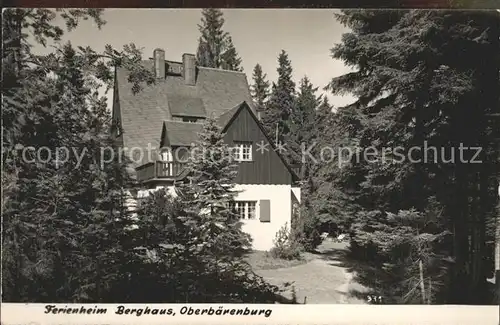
[136,161,186,182]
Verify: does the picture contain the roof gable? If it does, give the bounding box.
[157,101,298,181]
[222,102,300,182]
[114,58,256,166]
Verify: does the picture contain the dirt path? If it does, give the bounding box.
[255,241,368,304]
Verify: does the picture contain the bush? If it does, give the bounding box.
[292,208,323,252]
[269,222,303,260]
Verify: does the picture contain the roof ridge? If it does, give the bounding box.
[198,66,246,75]
[222,101,245,113]
[139,59,246,75]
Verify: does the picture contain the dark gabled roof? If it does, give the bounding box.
[115,59,256,166]
[161,121,203,147]
[158,101,299,182]
[221,102,300,182]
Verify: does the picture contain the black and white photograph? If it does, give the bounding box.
[2,7,499,318]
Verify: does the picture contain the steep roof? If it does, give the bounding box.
[216,103,243,127]
[161,121,203,147]
[160,102,299,182]
[168,95,206,117]
[114,59,256,165]
[160,102,244,148]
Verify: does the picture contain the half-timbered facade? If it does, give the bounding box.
[112,49,300,250]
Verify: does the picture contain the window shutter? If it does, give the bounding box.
[259,200,271,222]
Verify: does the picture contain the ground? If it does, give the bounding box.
[246,240,370,304]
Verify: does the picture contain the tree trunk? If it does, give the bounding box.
[496,191,500,307]
[496,201,500,271]
[419,259,426,304]
[450,163,470,303]
[471,168,487,304]
[428,278,432,304]
[470,11,500,304]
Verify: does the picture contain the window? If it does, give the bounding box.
[182,117,199,123]
[229,201,257,220]
[171,116,203,123]
[161,148,173,162]
[232,142,253,161]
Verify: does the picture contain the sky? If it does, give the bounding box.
[35,9,356,109]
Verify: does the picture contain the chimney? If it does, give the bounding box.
[153,48,165,79]
[182,53,196,86]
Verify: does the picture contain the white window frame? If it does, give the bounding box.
[233,142,253,162]
[230,201,257,220]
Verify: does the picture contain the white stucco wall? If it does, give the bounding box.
[233,184,292,251]
[130,184,293,251]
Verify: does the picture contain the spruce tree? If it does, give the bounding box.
[2,9,155,302]
[178,117,251,257]
[324,9,499,303]
[262,50,296,147]
[220,36,243,72]
[174,117,281,302]
[196,9,243,71]
[289,79,325,250]
[250,63,271,115]
[288,76,322,168]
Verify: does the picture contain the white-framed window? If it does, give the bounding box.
[232,142,253,161]
[229,201,257,220]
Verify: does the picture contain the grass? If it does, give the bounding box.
[243,241,371,303]
[244,250,315,271]
[246,241,366,303]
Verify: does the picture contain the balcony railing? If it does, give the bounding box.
[136,161,185,182]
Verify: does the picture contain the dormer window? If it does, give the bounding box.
[171,115,204,123]
[182,117,199,123]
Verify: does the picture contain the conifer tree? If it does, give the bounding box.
[220,36,243,72]
[2,8,155,302]
[196,9,243,71]
[262,50,296,147]
[178,117,251,257]
[288,76,322,168]
[323,9,499,303]
[173,117,281,302]
[250,63,271,115]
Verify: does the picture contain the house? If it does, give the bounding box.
[111,49,301,251]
